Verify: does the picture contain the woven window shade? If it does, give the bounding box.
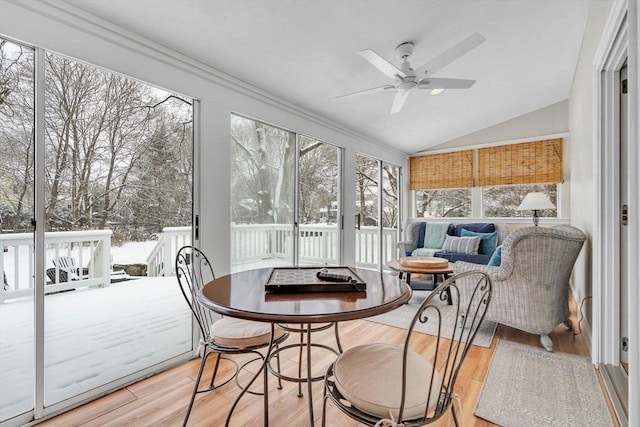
[478,138,563,186]
[409,150,474,190]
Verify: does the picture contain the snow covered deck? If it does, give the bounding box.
[0,276,192,420]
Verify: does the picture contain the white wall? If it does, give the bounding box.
[568,0,614,313]
[0,0,407,274]
[429,100,569,151]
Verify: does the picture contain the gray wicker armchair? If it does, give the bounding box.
[453,225,586,351]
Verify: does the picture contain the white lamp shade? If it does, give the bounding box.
[517,192,556,211]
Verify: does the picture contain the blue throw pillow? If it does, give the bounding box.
[460,228,498,255]
[417,222,427,248]
[454,223,495,236]
[488,245,502,266]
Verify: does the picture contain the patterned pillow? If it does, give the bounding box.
[442,235,481,255]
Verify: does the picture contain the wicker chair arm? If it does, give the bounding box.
[397,240,417,254]
[453,260,512,281]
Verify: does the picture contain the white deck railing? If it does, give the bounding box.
[1,230,112,303]
[145,226,192,277]
[1,225,399,301]
[125,224,399,276]
[355,226,399,269]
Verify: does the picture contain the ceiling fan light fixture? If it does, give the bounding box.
[339,33,485,113]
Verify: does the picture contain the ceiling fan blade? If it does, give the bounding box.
[359,49,407,79]
[335,85,395,99]
[415,33,486,76]
[417,78,477,89]
[391,91,410,114]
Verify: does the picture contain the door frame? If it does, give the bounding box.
[354,154,402,272]
[593,0,638,424]
[7,46,198,426]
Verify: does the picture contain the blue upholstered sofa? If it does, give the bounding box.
[398,220,509,265]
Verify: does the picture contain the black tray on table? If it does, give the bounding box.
[265,266,366,293]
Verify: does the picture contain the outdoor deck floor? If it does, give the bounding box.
[0,276,192,421]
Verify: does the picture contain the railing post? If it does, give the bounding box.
[322,231,328,264]
[163,235,172,276]
[0,233,5,304]
[0,235,5,304]
[269,228,276,259]
[102,234,111,288]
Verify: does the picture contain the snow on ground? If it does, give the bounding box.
[110,240,157,264]
[0,276,192,421]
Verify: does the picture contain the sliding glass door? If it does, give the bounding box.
[0,38,36,424]
[1,38,195,423]
[41,52,195,409]
[355,154,400,271]
[297,136,340,266]
[230,115,341,271]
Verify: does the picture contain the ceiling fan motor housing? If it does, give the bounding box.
[394,42,414,59]
[396,78,417,92]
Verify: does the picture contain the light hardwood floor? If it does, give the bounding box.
[38,302,617,427]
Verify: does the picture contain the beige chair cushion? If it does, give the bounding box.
[333,343,442,420]
[210,317,285,348]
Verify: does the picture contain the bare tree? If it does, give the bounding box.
[1,38,194,239]
[43,54,193,233]
[0,41,34,230]
[231,116,336,226]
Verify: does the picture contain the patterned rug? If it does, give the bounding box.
[365,290,497,347]
[475,339,614,426]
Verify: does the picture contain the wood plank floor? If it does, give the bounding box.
[38,301,618,427]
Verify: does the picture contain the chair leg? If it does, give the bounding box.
[321,394,329,427]
[184,351,212,427]
[563,318,574,330]
[208,352,222,388]
[333,322,343,353]
[451,401,460,427]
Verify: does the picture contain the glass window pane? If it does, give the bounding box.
[355,155,380,268]
[43,52,193,406]
[382,163,399,264]
[230,115,295,271]
[415,189,472,218]
[298,136,340,266]
[0,38,35,422]
[483,184,557,218]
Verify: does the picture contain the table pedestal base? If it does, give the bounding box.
[267,323,342,426]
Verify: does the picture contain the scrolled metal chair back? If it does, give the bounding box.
[399,270,492,423]
[175,245,217,342]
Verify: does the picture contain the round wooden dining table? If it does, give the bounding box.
[197,266,411,426]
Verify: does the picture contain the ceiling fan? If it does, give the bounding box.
[337,33,486,114]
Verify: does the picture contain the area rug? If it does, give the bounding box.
[365,290,497,348]
[475,339,614,427]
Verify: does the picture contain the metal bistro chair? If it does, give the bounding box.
[321,270,492,427]
[176,246,289,426]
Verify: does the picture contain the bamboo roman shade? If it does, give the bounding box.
[409,150,474,190]
[477,138,563,186]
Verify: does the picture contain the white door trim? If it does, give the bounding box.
[593,0,628,367]
[593,0,639,424]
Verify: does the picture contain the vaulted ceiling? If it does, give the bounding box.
[64,0,591,154]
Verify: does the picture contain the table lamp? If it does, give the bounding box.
[517,192,555,226]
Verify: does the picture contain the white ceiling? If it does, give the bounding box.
[64,0,591,154]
